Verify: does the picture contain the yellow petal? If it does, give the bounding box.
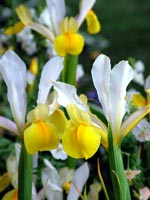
[49,109,68,138]
[16,5,32,25]
[59,17,78,34]
[27,104,49,123]
[0,173,11,192]
[4,22,25,35]
[117,105,150,146]
[86,10,101,34]
[132,94,146,107]
[2,189,18,200]
[54,33,84,56]
[24,121,59,154]
[62,123,101,159]
[29,57,38,75]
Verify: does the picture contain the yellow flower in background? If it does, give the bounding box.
[15,0,101,56]
[86,10,101,34]
[4,22,25,35]
[54,17,84,56]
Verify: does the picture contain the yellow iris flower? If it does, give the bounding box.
[24,104,67,155]
[62,104,102,159]
[15,0,101,56]
[54,17,84,56]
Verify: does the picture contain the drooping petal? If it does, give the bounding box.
[0,116,18,135]
[16,5,54,42]
[91,54,111,118]
[62,122,101,159]
[109,61,134,138]
[68,162,89,200]
[52,81,88,111]
[76,0,96,28]
[37,56,63,104]
[24,121,59,155]
[46,0,65,35]
[117,105,150,146]
[0,50,27,134]
[53,33,84,56]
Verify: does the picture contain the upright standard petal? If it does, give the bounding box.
[76,0,96,27]
[37,56,63,104]
[91,54,111,118]
[109,61,134,138]
[0,50,27,134]
[46,0,65,35]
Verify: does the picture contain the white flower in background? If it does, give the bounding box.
[132,119,150,142]
[17,27,37,55]
[133,60,145,86]
[38,159,89,200]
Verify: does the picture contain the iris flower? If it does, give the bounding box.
[52,81,107,159]
[91,54,150,147]
[53,54,150,152]
[0,50,65,154]
[16,0,101,56]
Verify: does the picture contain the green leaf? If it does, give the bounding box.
[108,125,131,200]
[18,142,32,200]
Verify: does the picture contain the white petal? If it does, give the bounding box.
[91,54,111,118]
[109,61,134,136]
[52,81,88,111]
[76,0,96,27]
[0,50,27,133]
[50,143,67,160]
[145,75,150,92]
[42,159,63,199]
[0,116,18,134]
[46,0,65,35]
[37,56,63,104]
[67,162,89,200]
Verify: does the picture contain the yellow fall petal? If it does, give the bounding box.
[62,123,101,159]
[0,173,11,192]
[132,94,146,107]
[86,10,101,34]
[54,33,84,56]
[24,121,59,155]
[4,22,25,35]
[2,189,18,200]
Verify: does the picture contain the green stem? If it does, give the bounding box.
[61,54,78,85]
[18,142,32,200]
[108,125,131,200]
